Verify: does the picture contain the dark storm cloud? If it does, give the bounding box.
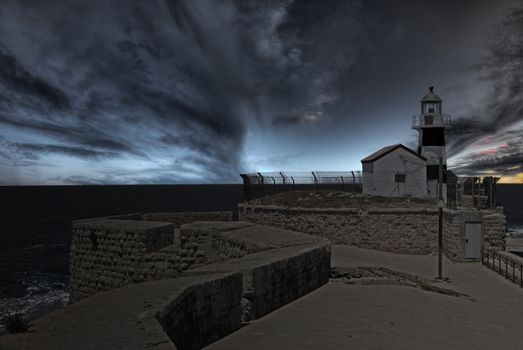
[0,0,254,182]
[443,2,523,177]
[451,131,523,176]
[0,0,518,183]
[0,43,70,111]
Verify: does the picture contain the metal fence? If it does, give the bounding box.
[448,176,499,210]
[240,171,362,202]
[481,248,523,287]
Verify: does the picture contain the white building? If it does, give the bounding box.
[362,87,451,198]
[362,144,428,197]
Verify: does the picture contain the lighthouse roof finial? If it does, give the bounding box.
[421,86,442,102]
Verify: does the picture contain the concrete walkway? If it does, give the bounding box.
[207,245,523,350]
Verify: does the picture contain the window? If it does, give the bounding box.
[424,115,434,125]
[395,174,406,183]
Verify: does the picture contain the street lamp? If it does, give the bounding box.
[437,199,445,279]
[436,156,444,280]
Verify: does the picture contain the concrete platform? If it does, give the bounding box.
[206,245,523,350]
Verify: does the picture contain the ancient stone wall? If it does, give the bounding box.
[443,210,464,261]
[247,244,331,319]
[482,209,507,251]
[239,205,440,254]
[184,222,331,323]
[156,273,243,350]
[69,219,176,302]
[69,212,235,303]
[68,220,331,350]
[239,204,506,260]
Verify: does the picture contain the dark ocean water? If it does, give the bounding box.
[0,184,521,327]
[496,184,523,233]
[0,184,242,327]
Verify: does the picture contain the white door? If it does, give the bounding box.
[465,222,482,259]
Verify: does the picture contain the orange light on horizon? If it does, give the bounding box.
[498,173,523,184]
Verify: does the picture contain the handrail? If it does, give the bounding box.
[412,114,451,128]
[481,248,523,287]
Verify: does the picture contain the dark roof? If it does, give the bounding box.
[421,86,442,102]
[361,144,426,163]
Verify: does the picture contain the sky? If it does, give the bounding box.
[0,0,522,185]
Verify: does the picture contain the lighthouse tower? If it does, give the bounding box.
[412,86,451,197]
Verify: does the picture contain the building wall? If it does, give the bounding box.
[363,148,427,197]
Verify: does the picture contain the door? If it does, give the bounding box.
[465,222,482,259]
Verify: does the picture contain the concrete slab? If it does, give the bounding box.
[206,244,523,350]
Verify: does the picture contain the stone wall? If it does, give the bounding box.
[239,203,506,260]
[65,220,331,350]
[239,204,440,255]
[247,244,331,319]
[69,212,235,303]
[482,208,507,251]
[69,219,176,302]
[184,222,331,322]
[442,210,463,261]
[156,273,243,350]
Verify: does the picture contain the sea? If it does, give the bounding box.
[0,184,521,331]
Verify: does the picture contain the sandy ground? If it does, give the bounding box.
[206,245,523,350]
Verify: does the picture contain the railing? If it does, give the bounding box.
[481,248,523,287]
[412,114,451,128]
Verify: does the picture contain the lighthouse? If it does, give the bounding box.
[412,86,451,197]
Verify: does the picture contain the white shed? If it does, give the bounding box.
[361,144,427,197]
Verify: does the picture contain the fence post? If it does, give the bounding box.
[240,174,250,202]
[257,172,264,202]
[340,176,344,192]
[312,171,318,192]
[280,172,286,206]
[312,172,318,207]
[351,171,356,194]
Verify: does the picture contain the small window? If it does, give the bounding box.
[395,174,406,183]
[424,115,433,125]
[428,107,435,113]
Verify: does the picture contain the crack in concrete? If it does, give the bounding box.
[330,266,475,302]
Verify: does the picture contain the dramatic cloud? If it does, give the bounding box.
[0,0,520,184]
[446,1,523,179]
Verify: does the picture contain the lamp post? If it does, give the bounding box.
[437,156,444,279]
